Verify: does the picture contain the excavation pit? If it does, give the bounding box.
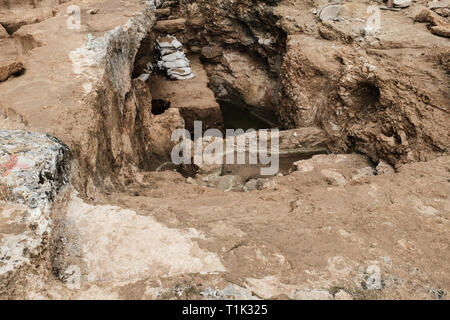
[219,100,277,131]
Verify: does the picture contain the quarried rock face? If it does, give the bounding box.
[149,54,223,135]
[0,130,71,299]
[177,0,286,124]
[156,35,195,80]
[279,31,449,167]
[0,130,71,208]
[172,0,450,168]
[276,2,449,168]
[0,0,178,196]
[0,0,448,301]
[0,37,23,82]
[0,24,8,39]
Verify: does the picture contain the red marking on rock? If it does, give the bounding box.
[0,154,18,177]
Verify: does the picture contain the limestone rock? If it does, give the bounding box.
[204,49,277,111]
[204,175,245,192]
[155,18,186,33]
[293,154,374,187]
[243,178,270,192]
[0,201,50,298]
[0,7,54,35]
[376,160,396,175]
[0,24,8,39]
[53,195,226,287]
[415,8,450,38]
[431,25,450,38]
[0,130,71,298]
[334,290,353,300]
[201,46,222,60]
[428,0,450,9]
[146,108,186,171]
[0,60,23,82]
[394,0,411,8]
[276,127,329,151]
[319,4,342,22]
[201,284,259,300]
[156,8,171,19]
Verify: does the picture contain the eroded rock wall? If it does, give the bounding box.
[0,0,186,197]
[279,32,449,167]
[0,130,71,299]
[177,0,286,122]
[177,0,449,167]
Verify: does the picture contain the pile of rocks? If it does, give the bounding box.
[156,35,195,80]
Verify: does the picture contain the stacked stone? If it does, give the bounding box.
[156,35,195,80]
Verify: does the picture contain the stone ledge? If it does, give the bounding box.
[0,130,71,208]
[0,130,71,298]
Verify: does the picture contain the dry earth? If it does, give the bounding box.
[0,0,449,300]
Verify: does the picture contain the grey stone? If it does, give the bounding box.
[0,130,71,208]
[394,0,412,8]
[376,160,395,175]
[156,35,195,81]
[319,4,342,22]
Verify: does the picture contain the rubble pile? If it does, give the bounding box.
[416,7,450,38]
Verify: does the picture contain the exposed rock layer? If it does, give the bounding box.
[176,0,449,167]
[0,0,448,300]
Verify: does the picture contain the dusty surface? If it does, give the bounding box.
[0,0,448,300]
[148,54,223,133]
[6,154,447,300]
[101,155,448,300]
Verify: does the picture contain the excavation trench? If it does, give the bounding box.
[131,35,328,191]
[1,0,448,300]
[122,0,336,192]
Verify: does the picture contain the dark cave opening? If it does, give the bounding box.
[151,99,171,115]
[218,100,279,131]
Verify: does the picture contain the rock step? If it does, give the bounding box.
[0,24,8,39]
[161,0,179,9]
[148,54,223,133]
[156,8,171,19]
[155,18,186,34]
[0,39,23,82]
[0,130,71,298]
